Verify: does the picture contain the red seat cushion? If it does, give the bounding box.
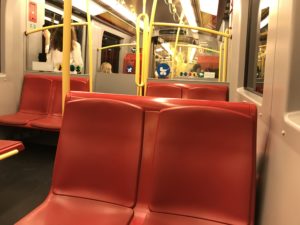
[0,140,24,155]
[0,113,45,125]
[29,116,62,131]
[15,194,133,225]
[146,85,182,98]
[143,212,226,225]
[149,107,256,225]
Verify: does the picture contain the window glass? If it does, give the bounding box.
[244,0,270,94]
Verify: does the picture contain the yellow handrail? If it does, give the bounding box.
[222,29,229,82]
[25,22,88,35]
[0,150,19,160]
[176,44,220,54]
[153,22,232,38]
[62,0,72,112]
[97,43,136,51]
[86,0,93,92]
[218,43,223,82]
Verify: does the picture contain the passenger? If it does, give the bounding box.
[100,62,112,73]
[43,26,83,73]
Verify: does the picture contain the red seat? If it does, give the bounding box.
[182,86,228,101]
[16,98,144,225]
[29,77,89,131]
[0,140,24,155]
[145,107,256,225]
[146,83,182,98]
[0,75,52,126]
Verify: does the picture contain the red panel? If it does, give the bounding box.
[28,2,37,23]
[16,194,133,225]
[149,107,256,225]
[53,99,144,207]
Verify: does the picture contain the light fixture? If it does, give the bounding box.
[260,15,269,29]
[45,16,59,24]
[63,0,106,16]
[199,0,219,16]
[260,0,271,10]
[162,43,174,56]
[179,0,198,32]
[99,0,144,29]
[156,48,163,52]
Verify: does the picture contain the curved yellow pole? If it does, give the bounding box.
[62,0,72,112]
[25,22,88,35]
[153,22,232,38]
[0,150,19,160]
[97,43,136,51]
[86,0,93,92]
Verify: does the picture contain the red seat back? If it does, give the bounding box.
[182,86,228,101]
[52,99,144,208]
[146,83,182,98]
[149,106,256,225]
[19,75,52,114]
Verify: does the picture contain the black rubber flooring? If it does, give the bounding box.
[0,143,56,225]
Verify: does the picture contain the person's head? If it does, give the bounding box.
[100,62,112,73]
[50,26,77,52]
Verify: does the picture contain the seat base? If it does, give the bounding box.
[16,194,133,225]
[143,212,227,225]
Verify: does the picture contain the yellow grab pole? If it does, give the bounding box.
[153,22,231,38]
[97,43,136,51]
[143,0,147,14]
[135,14,143,96]
[171,12,185,79]
[141,14,150,94]
[87,0,93,92]
[222,29,229,82]
[0,150,19,160]
[143,0,158,95]
[25,22,88,35]
[62,0,72,112]
[218,43,223,82]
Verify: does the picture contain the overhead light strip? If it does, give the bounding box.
[179,0,198,32]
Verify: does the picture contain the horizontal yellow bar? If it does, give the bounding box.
[97,43,136,51]
[0,150,19,160]
[177,44,220,54]
[153,22,232,38]
[25,22,88,35]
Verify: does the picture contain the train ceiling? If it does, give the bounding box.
[46,0,229,35]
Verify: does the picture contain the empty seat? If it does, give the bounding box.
[0,76,52,126]
[144,106,256,225]
[182,86,228,101]
[16,98,144,225]
[146,83,182,98]
[0,140,24,156]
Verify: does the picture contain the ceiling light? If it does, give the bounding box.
[199,0,219,16]
[179,0,198,32]
[99,0,144,29]
[162,43,174,56]
[45,3,83,21]
[260,0,271,10]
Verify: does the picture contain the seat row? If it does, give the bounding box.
[0,74,89,131]
[16,91,256,225]
[146,82,229,101]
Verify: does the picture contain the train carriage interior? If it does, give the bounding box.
[0,0,299,224]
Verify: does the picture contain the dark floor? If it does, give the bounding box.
[0,143,56,225]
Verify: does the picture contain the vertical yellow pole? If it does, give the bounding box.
[143,0,158,95]
[136,14,142,96]
[171,12,184,79]
[86,0,93,92]
[218,43,223,82]
[143,0,147,14]
[222,29,229,82]
[62,0,72,112]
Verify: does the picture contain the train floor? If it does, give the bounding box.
[0,143,56,225]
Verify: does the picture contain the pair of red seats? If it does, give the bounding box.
[16,91,256,225]
[146,82,229,101]
[0,74,89,131]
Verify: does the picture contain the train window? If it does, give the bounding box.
[101,32,122,73]
[244,0,270,95]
